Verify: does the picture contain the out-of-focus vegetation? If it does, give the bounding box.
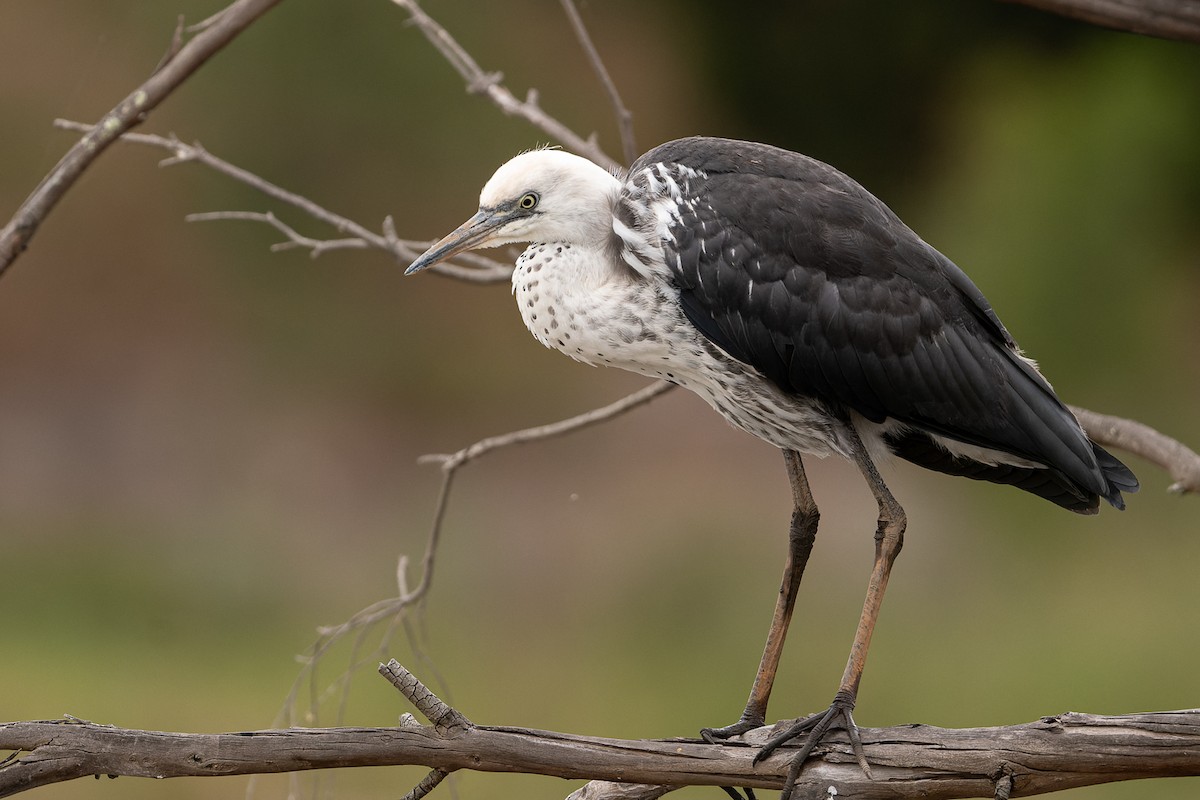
[1,2,1197,799]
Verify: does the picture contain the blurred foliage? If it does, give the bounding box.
[1,2,1197,800]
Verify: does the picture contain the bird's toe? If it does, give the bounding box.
[701,713,766,744]
[753,692,871,800]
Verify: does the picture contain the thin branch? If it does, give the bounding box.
[1002,0,1200,44]
[419,381,675,472]
[567,782,677,800]
[406,379,675,620]
[1071,405,1200,494]
[390,0,622,173]
[152,15,188,74]
[187,211,371,257]
[51,120,513,283]
[0,0,287,276]
[400,768,451,800]
[559,0,637,166]
[379,662,470,733]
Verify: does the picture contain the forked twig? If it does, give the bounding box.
[412,380,675,606]
[188,211,371,256]
[51,120,512,283]
[0,0,287,276]
[419,381,675,473]
[560,0,637,166]
[389,0,621,172]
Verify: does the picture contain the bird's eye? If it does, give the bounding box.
[518,192,539,210]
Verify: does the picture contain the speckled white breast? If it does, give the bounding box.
[511,241,850,459]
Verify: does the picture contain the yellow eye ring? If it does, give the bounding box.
[518,192,539,210]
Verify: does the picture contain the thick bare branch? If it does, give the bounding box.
[0,0,286,276]
[3,668,1199,800]
[1003,0,1200,44]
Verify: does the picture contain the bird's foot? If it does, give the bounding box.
[701,711,765,744]
[701,713,764,800]
[753,691,871,800]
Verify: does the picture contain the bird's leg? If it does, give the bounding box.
[702,449,819,742]
[755,429,906,798]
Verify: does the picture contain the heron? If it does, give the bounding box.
[406,136,1138,795]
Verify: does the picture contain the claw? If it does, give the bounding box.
[701,713,764,744]
[751,693,871,800]
[720,787,757,800]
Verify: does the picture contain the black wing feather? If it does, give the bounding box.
[629,137,1136,511]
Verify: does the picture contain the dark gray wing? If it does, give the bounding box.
[624,137,1135,510]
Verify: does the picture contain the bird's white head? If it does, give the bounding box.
[406,148,621,274]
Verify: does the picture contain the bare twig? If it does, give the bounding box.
[0,0,287,276]
[290,383,675,737]
[276,591,420,728]
[567,782,677,800]
[419,381,675,472]
[3,700,1200,799]
[1002,0,1200,44]
[400,768,451,800]
[405,380,675,621]
[152,15,188,74]
[51,121,513,282]
[187,211,371,256]
[389,0,621,173]
[1071,405,1200,494]
[379,661,471,733]
[559,0,637,166]
[51,123,361,235]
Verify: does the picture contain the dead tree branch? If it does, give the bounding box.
[0,0,286,277]
[1072,405,1200,494]
[50,120,513,283]
[1,663,1198,800]
[389,0,622,172]
[559,0,637,166]
[411,380,675,600]
[1003,0,1200,44]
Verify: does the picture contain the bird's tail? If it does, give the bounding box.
[1092,442,1139,511]
[885,428,1138,514]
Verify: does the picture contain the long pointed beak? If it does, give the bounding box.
[405,209,506,275]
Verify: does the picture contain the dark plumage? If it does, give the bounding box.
[626,137,1136,513]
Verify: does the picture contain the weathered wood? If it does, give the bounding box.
[2,710,1199,799]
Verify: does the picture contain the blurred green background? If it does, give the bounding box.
[2,2,1198,799]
